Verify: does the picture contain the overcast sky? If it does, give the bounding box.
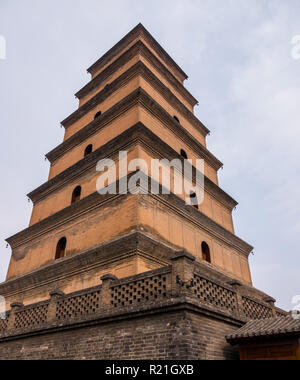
[0,0,299,311]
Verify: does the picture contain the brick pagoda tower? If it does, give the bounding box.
[0,24,285,360]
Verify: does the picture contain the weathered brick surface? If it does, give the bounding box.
[0,311,239,360]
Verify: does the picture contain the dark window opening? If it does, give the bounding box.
[84,144,93,157]
[55,237,67,260]
[202,242,211,263]
[190,191,199,210]
[173,116,180,124]
[94,111,102,120]
[180,149,188,159]
[71,186,82,204]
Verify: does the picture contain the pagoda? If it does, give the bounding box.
[0,24,285,360]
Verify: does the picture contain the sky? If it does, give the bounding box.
[0,0,299,311]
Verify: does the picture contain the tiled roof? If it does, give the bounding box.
[226,315,300,344]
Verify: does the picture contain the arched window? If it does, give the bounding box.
[173,116,180,124]
[190,191,199,210]
[71,186,82,204]
[202,242,211,263]
[55,237,67,260]
[94,111,102,120]
[180,149,188,159]
[84,144,93,157]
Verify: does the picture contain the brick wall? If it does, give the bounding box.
[0,310,239,360]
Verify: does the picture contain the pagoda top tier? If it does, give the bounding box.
[86,23,188,84]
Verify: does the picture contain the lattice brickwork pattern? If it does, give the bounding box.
[56,290,101,321]
[276,310,288,317]
[14,304,49,330]
[0,316,8,332]
[193,274,238,312]
[242,297,273,320]
[111,274,168,308]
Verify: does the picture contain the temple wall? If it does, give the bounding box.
[64,77,140,140]
[79,55,140,107]
[138,195,251,285]
[7,196,139,281]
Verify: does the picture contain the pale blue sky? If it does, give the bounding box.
[0,0,299,310]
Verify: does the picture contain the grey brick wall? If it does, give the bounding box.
[0,310,239,360]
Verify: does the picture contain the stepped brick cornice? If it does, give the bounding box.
[76,40,198,107]
[52,88,217,168]
[31,123,236,210]
[0,232,170,297]
[8,173,252,256]
[61,61,209,136]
